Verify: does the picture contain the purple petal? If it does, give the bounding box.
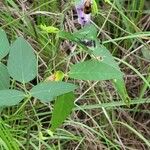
[75,0,91,25]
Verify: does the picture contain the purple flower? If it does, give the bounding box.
[75,0,91,25]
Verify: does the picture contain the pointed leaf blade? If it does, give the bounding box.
[51,92,75,131]
[90,41,120,70]
[7,37,37,83]
[90,41,131,105]
[69,60,123,81]
[113,78,131,106]
[30,81,77,102]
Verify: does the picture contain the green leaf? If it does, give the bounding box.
[58,24,97,42]
[30,81,77,102]
[50,92,75,131]
[90,41,120,70]
[73,24,97,40]
[0,28,9,60]
[0,63,10,90]
[113,78,131,106]
[90,41,130,105]
[69,59,123,81]
[0,90,25,107]
[7,37,37,83]
[58,31,78,43]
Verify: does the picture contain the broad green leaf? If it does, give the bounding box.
[73,24,97,40]
[7,37,37,83]
[113,78,131,106]
[58,31,91,54]
[30,81,77,102]
[51,92,75,131]
[0,90,25,107]
[69,59,123,81]
[0,63,10,90]
[58,31,78,43]
[90,40,120,70]
[58,24,97,43]
[0,28,9,60]
[90,41,130,105]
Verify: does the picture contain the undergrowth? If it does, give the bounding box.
[0,0,150,150]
